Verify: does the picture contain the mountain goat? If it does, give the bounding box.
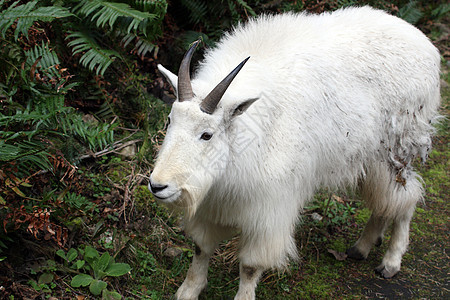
[148,6,441,299]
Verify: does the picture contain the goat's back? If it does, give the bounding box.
[195,6,440,192]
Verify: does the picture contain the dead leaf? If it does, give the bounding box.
[328,249,348,261]
[332,194,345,203]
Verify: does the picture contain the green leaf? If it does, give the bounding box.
[84,245,100,268]
[25,41,61,79]
[89,279,107,296]
[67,248,78,262]
[55,249,66,260]
[75,0,155,33]
[102,288,122,300]
[95,252,111,273]
[38,272,54,285]
[105,263,131,277]
[71,273,93,287]
[75,259,85,269]
[66,31,120,75]
[84,246,100,260]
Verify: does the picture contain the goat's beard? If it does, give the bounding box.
[167,179,208,219]
[164,189,198,219]
[166,173,213,220]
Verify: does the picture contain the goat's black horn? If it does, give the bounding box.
[178,40,201,102]
[200,57,250,114]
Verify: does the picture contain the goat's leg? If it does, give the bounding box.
[356,163,422,278]
[176,220,234,300]
[175,242,213,300]
[375,206,415,278]
[234,263,264,300]
[347,214,390,260]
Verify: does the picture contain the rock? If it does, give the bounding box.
[311,212,323,221]
[164,247,183,258]
[119,144,136,157]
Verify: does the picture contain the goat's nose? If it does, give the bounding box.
[149,180,168,194]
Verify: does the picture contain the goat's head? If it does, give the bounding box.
[148,40,258,215]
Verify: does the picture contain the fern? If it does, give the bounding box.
[0,38,24,85]
[0,0,72,40]
[180,0,208,25]
[235,0,256,17]
[132,0,164,12]
[431,3,450,19]
[336,0,358,9]
[25,42,60,78]
[67,31,121,76]
[95,101,116,120]
[0,139,51,170]
[121,33,156,56]
[398,1,423,25]
[75,0,156,33]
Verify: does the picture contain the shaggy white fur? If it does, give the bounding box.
[149,6,441,300]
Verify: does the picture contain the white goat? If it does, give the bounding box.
[148,6,441,300]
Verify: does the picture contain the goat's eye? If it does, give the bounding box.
[200,132,213,141]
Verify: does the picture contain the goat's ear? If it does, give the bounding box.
[229,98,259,119]
[158,64,178,94]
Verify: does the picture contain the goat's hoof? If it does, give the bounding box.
[346,246,366,260]
[374,264,399,279]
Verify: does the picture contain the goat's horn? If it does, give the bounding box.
[178,40,201,102]
[200,57,250,114]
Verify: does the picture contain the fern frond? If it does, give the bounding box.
[398,1,423,25]
[0,38,24,84]
[121,33,156,56]
[75,0,156,33]
[25,41,60,77]
[235,0,256,17]
[180,0,207,25]
[0,0,72,40]
[95,101,116,120]
[132,0,164,12]
[23,42,76,93]
[67,31,121,75]
[134,37,157,56]
[0,139,51,171]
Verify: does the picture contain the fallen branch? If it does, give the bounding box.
[78,139,142,160]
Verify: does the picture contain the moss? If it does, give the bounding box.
[355,207,371,225]
[134,185,154,207]
[329,237,347,252]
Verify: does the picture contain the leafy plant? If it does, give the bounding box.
[66,0,167,74]
[28,259,58,293]
[176,0,257,46]
[63,192,96,212]
[306,193,356,227]
[57,245,131,297]
[66,31,121,76]
[0,0,73,40]
[0,0,167,265]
